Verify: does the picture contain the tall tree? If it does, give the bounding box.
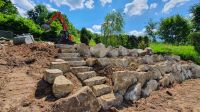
[191,3,200,31]
[159,15,191,45]
[0,0,18,14]
[80,28,92,45]
[145,19,157,42]
[101,10,124,45]
[27,4,48,25]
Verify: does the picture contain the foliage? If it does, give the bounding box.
[191,3,200,31]
[145,19,158,42]
[138,36,150,49]
[101,10,124,45]
[80,28,92,45]
[0,0,18,14]
[27,4,48,25]
[188,32,200,54]
[150,43,200,64]
[0,13,43,36]
[159,15,191,45]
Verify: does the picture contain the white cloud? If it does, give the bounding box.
[92,25,101,31]
[162,0,169,2]
[50,0,84,10]
[100,0,112,6]
[162,0,190,13]
[149,3,157,9]
[124,0,148,16]
[128,28,146,37]
[87,28,101,34]
[85,0,94,9]
[87,24,102,34]
[50,0,95,10]
[46,4,57,12]
[11,0,36,17]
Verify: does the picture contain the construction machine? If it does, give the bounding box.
[42,12,74,44]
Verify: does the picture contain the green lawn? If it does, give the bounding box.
[150,43,200,64]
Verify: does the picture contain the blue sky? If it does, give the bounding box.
[11,0,199,36]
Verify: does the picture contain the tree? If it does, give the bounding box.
[80,28,92,45]
[27,4,48,25]
[159,15,191,45]
[191,3,200,31]
[145,19,157,42]
[101,10,124,45]
[0,0,18,14]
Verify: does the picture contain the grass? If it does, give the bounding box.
[150,43,200,64]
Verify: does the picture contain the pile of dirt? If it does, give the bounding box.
[0,42,59,74]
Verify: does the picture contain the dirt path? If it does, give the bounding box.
[120,79,200,112]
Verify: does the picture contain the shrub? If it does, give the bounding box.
[138,36,150,49]
[189,32,200,53]
[0,13,43,37]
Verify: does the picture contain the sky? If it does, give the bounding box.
[11,0,200,36]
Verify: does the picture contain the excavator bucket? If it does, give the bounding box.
[41,24,51,32]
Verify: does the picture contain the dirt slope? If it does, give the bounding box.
[119,79,200,112]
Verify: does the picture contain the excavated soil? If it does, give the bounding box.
[0,42,82,112]
[119,79,200,112]
[0,42,200,112]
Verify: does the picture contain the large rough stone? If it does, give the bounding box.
[0,44,3,49]
[190,63,200,78]
[144,47,153,55]
[141,55,154,64]
[159,74,175,87]
[98,93,123,110]
[137,49,146,56]
[151,54,165,62]
[118,46,129,56]
[43,69,63,84]
[137,65,151,72]
[171,64,186,83]
[97,58,111,67]
[76,43,91,57]
[113,58,129,67]
[155,61,173,75]
[142,80,158,97]
[129,49,139,57]
[50,61,70,73]
[53,75,73,98]
[52,86,101,112]
[107,48,119,57]
[86,58,97,66]
[165,55,181,61]
[124,83,142,101]
[90,43,109,58]
[92,84,112,97]
[112,71,138,95]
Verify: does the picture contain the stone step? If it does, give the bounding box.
[97,93,123,110]
[61,48,77,53]
[67,61,86,66]
[70,66,92,74]
[55,44,73,49]
[59,57,83,61]
[92,84,112,97]
[83,76,107,86]
[58,53,80,58]
[77,71,97,81]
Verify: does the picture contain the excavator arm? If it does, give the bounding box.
[42,12,73,43]
[48,12,68,31]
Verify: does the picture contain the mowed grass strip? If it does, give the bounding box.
[150,43,200,64]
